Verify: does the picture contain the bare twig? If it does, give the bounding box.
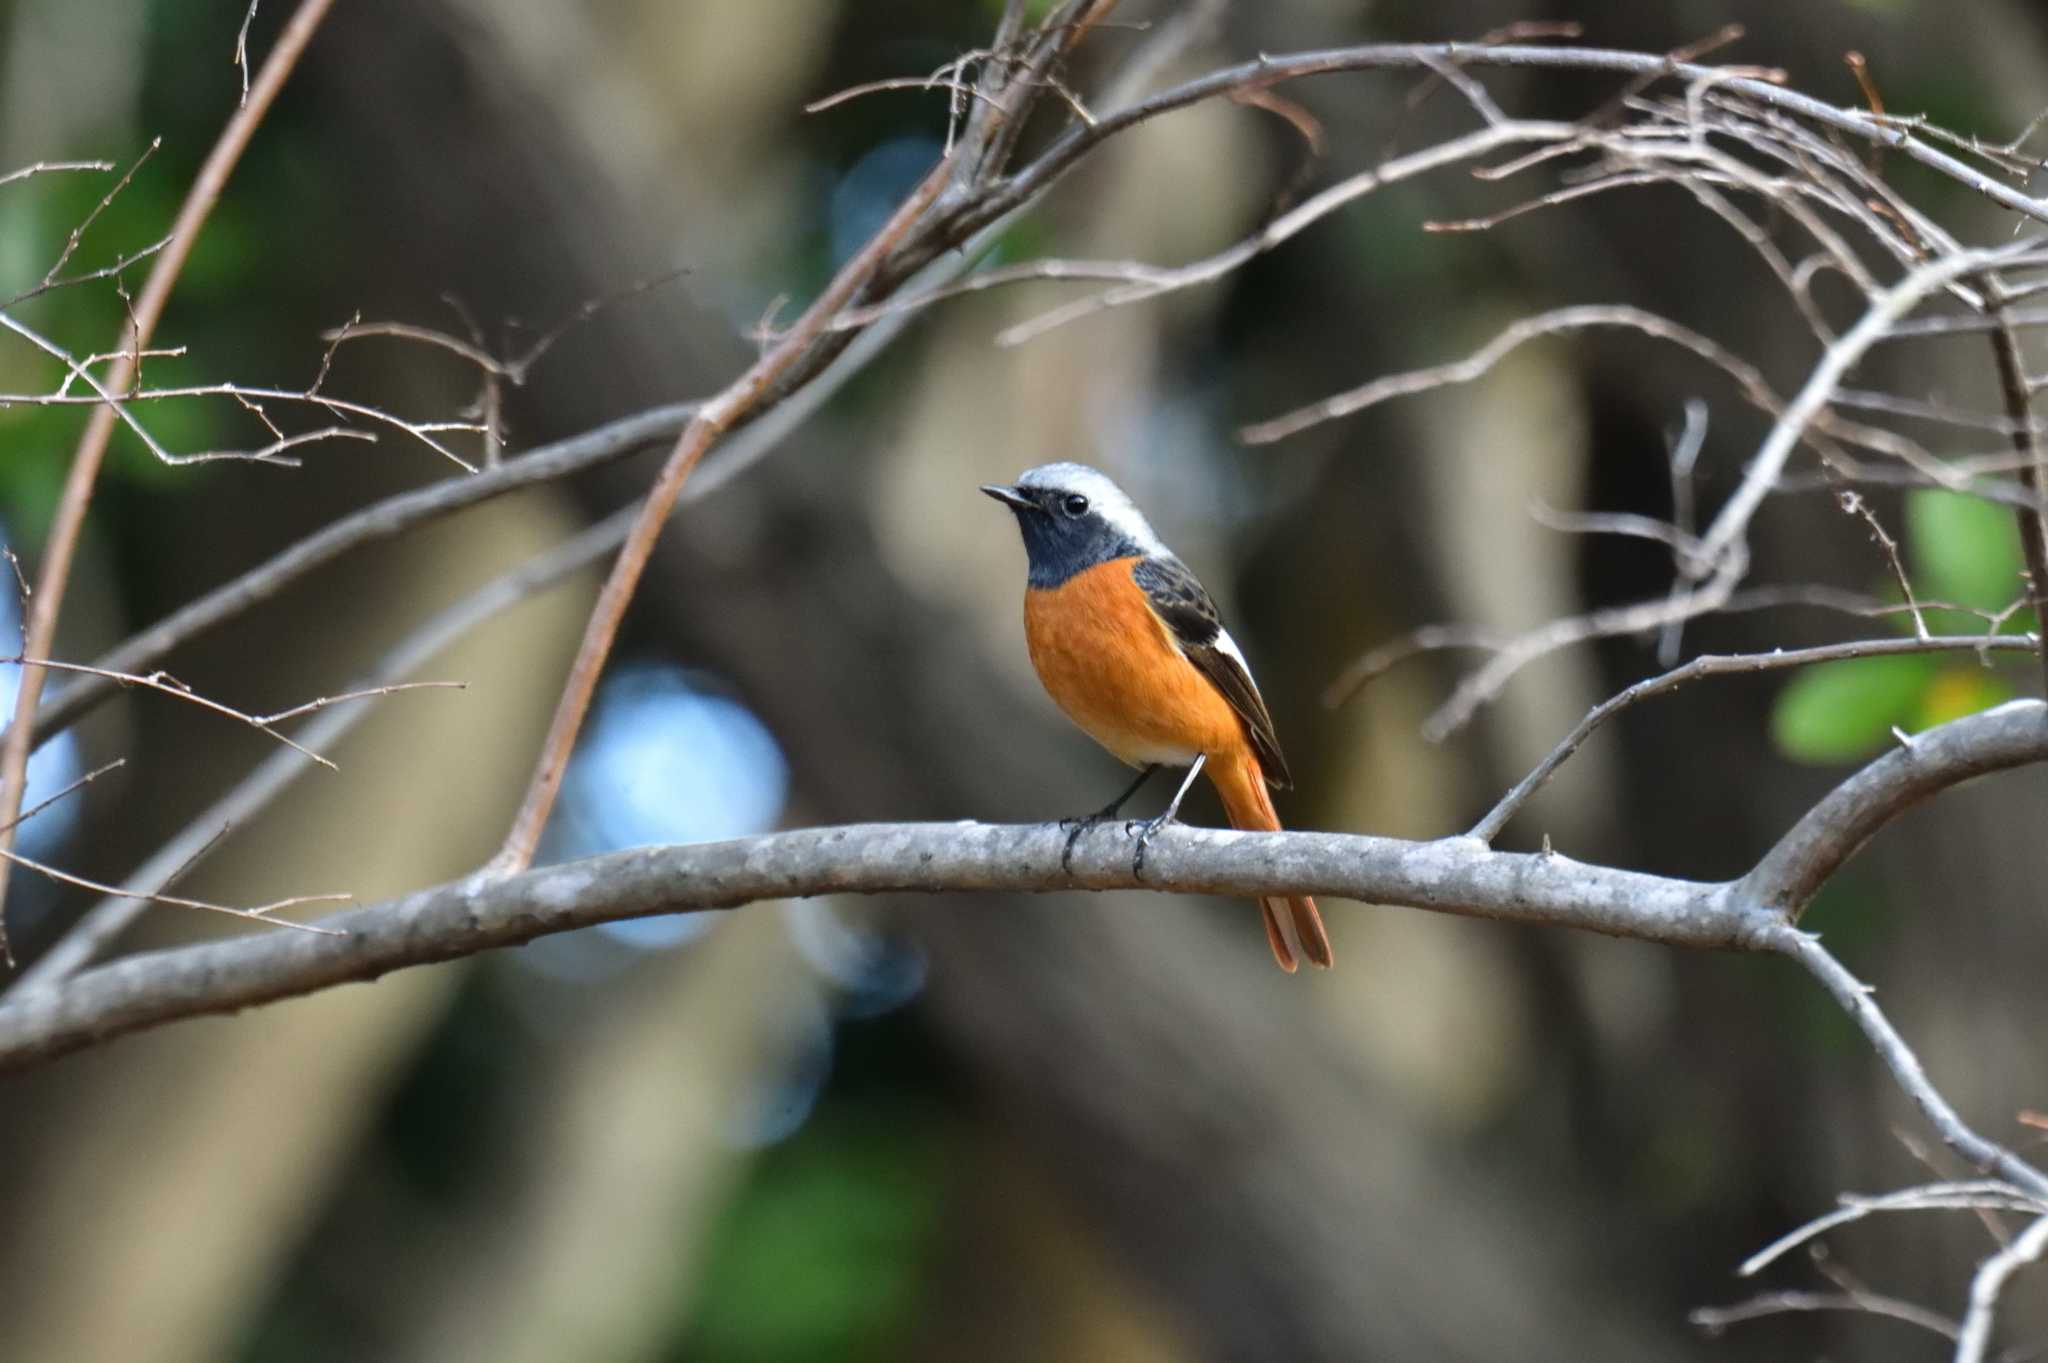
[25,138,159,302]
[0,159,115,188]
[1739,1182,2048,1277]
[1981,281,2048,696]
[12,210,960,991]
[1837,489,1930,639]
[0,759,124,835]
[487,150,966,873]
[0,372,479,469]
[962,42,2048,253]
[0,0,340,960]
[1239,305,1794,446]
[804,75,1003,116]
[9,520,624,993]
[1692,1288,1959,1341]
[235,2,261,106]
[1324,582,1927,709]
[2,655,461,769]
[994,120,1578,346]
[1958,1216,2048,1363]
[1,843,347,938]
[1467,634,2040,843]
[17,402,695,750]
[1762,915,2048,1200]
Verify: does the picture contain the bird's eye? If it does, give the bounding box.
[1061,493,1090,517]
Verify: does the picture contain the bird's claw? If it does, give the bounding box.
[1060,812,1123,874]
[1125,812,1177,880]
[1058,816,1101,874]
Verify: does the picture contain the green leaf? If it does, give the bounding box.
[1771,654,1938,763]
[1905,489,2023,614]
[1914,663,2013,729]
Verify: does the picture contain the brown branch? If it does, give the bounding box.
[487,153,962,874]
[10,515,630,994]
[1982,281,2048,697]
[0,758,124,836]
[0,0,339,961]
[2,654,458,770]
[13,221,960,991]
[13,402,693,753]
[1,842,347,939]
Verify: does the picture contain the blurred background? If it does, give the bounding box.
[0,1,2044,1359]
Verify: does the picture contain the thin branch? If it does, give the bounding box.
[804,75,1003,116]
[1692,1289,1959,1341]
[1740,1182,2048,1277]
[1982,281,2048,697]
[1837,489,1930,640]
[1422,563,1751,743]
[1468,635,2040,843]
[18,174,1008,753]
[27,138,159,300]
[10,518,628,994]
[235,2,261,106]
[973,43,2048,244]
[11,208,956,992]
[993,120,1578,346]
[16,401,696,749]
[1672,248,2026,607]
[0,377,479,470]
[1958,1217,2048,1363]
[1527,501,1710,568]
[0,843,346,938]
[5,232,174,311]
[1762,915,2048,1201]
[0,758,124,835]
[0,0,340,960]
[1239,305,1794,446]
[1,655,458,771]
[1834,387,2028,434]
[486,146,967,874]
[0,160,114,188]
[0,314,309,468]
[1324,582,1916,709]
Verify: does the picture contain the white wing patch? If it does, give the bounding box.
[1212,625,1253,678]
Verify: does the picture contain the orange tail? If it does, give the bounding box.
[1208,751,1334,973]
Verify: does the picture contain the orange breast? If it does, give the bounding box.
[1023,556,1250,768]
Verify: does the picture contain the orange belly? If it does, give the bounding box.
[1023,556,1249,768]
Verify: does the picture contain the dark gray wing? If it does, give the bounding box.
[1130,556,1293,788]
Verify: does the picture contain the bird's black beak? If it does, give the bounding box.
[980,484,1037,512]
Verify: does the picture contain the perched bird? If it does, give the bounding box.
[982,462,1333,972]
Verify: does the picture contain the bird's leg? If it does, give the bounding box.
[1128,754,1205,880]
[1061,764,1158,872]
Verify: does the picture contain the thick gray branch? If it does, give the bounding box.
[0,821,1739,1071]
[1743,700,2048,914]
[2,704,2045,1216]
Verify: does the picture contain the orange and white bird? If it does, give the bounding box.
[983,463,1334,972]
